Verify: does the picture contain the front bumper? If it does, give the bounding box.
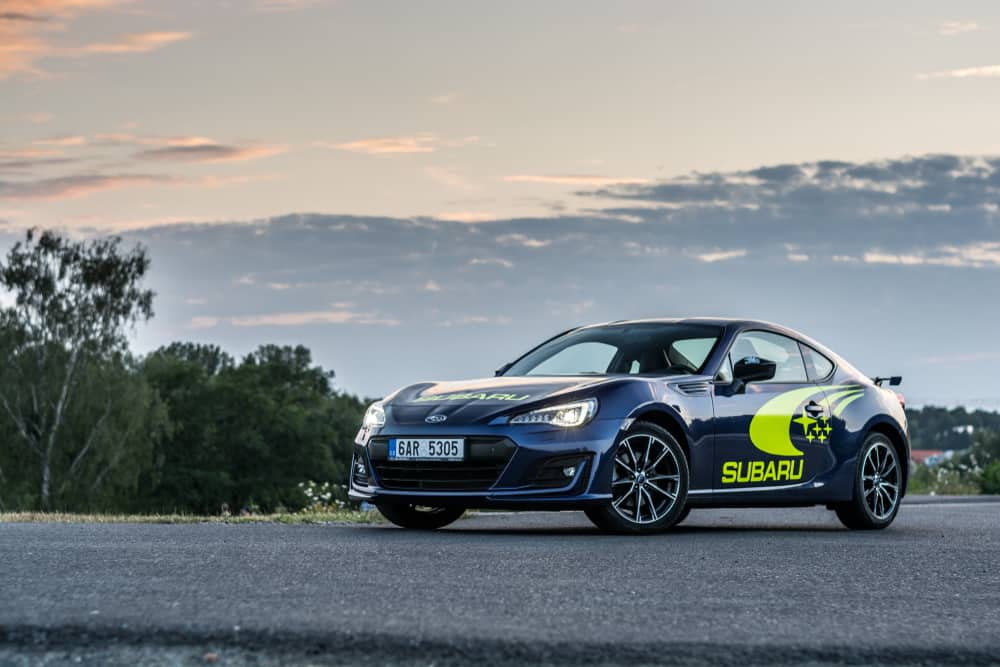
[348,418,623,509]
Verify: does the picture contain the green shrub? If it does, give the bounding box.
[980,461,1000,495]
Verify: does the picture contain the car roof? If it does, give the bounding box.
[585,317,783,330]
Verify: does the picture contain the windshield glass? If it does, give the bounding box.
[505,323,723,377]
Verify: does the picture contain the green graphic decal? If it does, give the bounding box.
[413,392,532,403]
[748,384,864,456]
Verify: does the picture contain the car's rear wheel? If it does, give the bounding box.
[585,422,689,534]
[834,433,902,530]
[377,503,465,530]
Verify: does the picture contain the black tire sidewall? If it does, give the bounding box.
[854,434,901,527]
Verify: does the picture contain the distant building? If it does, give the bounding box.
[911,449,955,466]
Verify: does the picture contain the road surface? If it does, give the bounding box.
[1,498,998,665]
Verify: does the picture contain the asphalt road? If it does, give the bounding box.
[1,499,999,666]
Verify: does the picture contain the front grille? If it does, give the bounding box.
[368,437,515,491]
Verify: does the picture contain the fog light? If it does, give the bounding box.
[562,465,577,478]
[355,461,367,475]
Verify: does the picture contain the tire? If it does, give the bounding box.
[834,433,902,530]
[586,421,689,534]
[377,503,465,530]
[673,505,692,527]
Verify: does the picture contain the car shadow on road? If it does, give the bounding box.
[429,523,854,536]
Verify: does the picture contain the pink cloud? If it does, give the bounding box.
[0,2,192,78]
[504,174,652,186]
[326,135,437,154]
[75,31,193,55]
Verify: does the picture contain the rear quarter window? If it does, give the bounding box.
[801,345,835,380]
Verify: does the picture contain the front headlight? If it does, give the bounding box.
[362,403,386,429]
[509,398,598,428]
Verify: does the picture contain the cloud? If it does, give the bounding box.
[468,257,513,268]
[1,12,49,22]
[864,242,1000,268]
[504,174,652,186]
[75,31,192,55]
[0,148,62,159]
[495,233,551,248]
[939,21,980,36]
[134,141,285,163]
[322,134,481,155]
[0,173,178,200]
[0,2,191,78]
[436,211,496,223]
[324,135,437,154]
[0,155,76,172]
[0,170,264,200]
[34,135,86,146]
[423,279,442,292]
[438,315,511,327]
[192,309,400,328]
[917,64,1000,80]
[689,249,747,263]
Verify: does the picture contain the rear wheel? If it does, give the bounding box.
[586,422,689,534]
[377,503,465,530]
[835,433,901,530]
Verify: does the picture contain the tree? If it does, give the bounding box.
[0,229,155,509]
[139,343,366,514]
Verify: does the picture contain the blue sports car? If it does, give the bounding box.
[349,318,909,533]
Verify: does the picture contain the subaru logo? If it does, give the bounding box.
[425,414,447,423]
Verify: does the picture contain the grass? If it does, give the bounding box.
[0,509,381,524]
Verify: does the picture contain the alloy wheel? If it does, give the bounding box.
[611,433,681,524]
[862,441,900,520]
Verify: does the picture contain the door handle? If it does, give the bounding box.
[804,401,824,416]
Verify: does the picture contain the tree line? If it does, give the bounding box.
[0,230,367,513]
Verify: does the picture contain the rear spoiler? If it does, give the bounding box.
[872,376,902,387]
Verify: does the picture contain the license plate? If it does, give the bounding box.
[389,438,465,461]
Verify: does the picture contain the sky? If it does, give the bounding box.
[2,0,1000,406]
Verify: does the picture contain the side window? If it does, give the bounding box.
[526,341,617,375]
[730,331,809,383]
[801,344,834,380]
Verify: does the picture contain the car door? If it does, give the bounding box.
[711,330,834,493]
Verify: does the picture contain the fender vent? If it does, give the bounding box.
[675,381,710,396]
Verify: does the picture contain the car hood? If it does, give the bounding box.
[385,375,624,425]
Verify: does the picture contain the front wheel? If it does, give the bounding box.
[377,503,465,530]
[585,422,689,534]
[834,433,902,530]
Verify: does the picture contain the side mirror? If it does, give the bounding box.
[495,362,513,377]
[733,356,777,384]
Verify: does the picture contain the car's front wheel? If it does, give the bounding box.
[585,422,689,534]
[377,503,465,530]
[834,433,902,530]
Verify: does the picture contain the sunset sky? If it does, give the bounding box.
[2,0,1000,404]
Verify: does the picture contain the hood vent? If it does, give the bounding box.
[674,381,710,396]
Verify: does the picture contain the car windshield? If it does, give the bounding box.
[504,323,723,377]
